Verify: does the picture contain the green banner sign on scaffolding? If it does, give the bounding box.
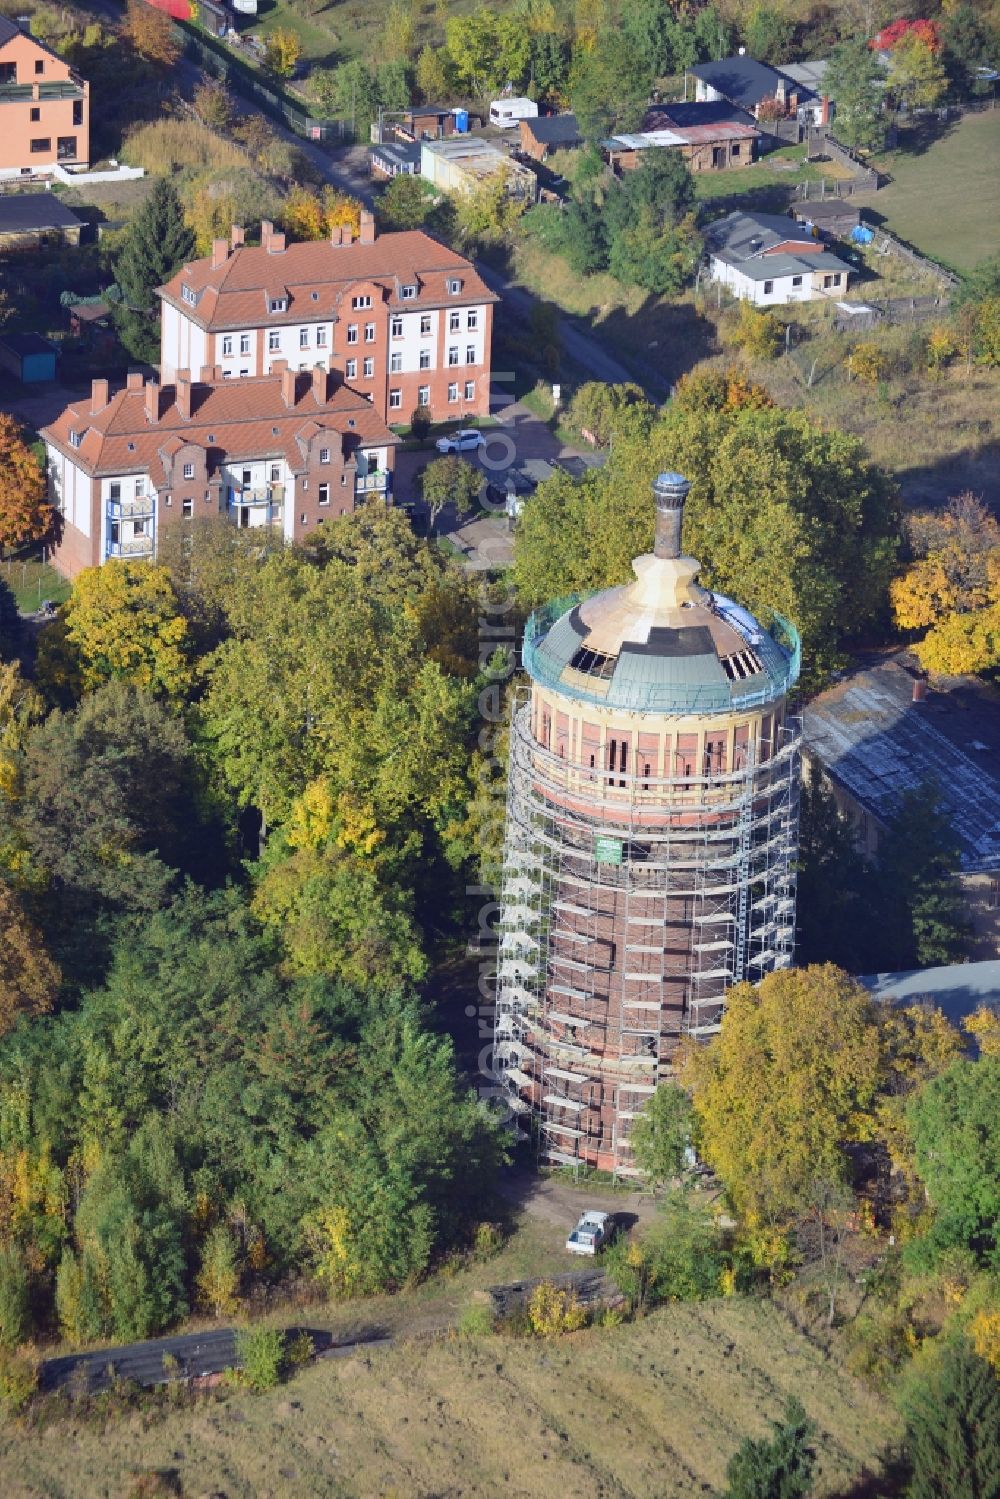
[594,835,623,866]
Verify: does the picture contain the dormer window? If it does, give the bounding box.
[448,278,462,295]
[181,285,197,307]
[269,296,288,314]
[401,284,417,300]
[69,430,81,448]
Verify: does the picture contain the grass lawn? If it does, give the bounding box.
[858,110,1000,272]
[1,1298,898,1497]
[0,556,70,613]
[693,143,828,202]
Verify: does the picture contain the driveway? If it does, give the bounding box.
[393,398,604,568]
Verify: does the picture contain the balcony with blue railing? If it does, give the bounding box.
[105,494,155,560]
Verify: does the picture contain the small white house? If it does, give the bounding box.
[705,209,852,306]
[489,97,539,128]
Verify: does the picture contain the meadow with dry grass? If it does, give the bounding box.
[2,1299,898,1499]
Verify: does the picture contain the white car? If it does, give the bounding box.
[435,428,486,454]
[565,1210,611,1256]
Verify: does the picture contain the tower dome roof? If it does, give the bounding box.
[522,474,800,714]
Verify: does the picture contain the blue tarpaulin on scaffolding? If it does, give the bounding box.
[851,225,875,244]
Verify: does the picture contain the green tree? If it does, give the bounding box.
[421,455,482,533]
[874,786,969,969]
[630,1083,692,1185]
[569,29,652,138]
[0,1246,29,1348]
[889,31,948,112]
[907,1058,1000,1263]
[512,394,900,681]
[378,173,428,231]
[263,27,301,78]
[444,9,531,99]
[60,560,192,702]
[796,768,879,970]
[567,382,653,447]
[681,967,885,1250]
[315,61,379,136]
[825,39,887,151]
[18,682,200,949]
[620,0,673,81]
[114,179,194,364]
[603,149,699,293]
[415,44,450,103]
[742,4,793,65]
[901,1338,1000,1499]
[196,1221,241,1318]
[942,4,999,96]
[722,1398,816,1499]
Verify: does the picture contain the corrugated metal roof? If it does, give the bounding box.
[803,658,1000,872]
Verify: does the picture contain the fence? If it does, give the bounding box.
[806,128,882,188]
[869,227,961,290]
[833,294,952,332]
[179,24,352,144]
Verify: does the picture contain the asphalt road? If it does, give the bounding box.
[39,1324,392,1395]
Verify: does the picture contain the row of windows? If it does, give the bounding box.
[30,135,78,155]
[388,381,475,410]
[223,328,482,361]
[389,309,479,338]
[0,60,46,82]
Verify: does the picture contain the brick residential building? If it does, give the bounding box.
[40,367,398,578]
[0,16,89,178]
[158,217,497,426]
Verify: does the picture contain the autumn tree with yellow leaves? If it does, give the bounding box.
[283,186,363,244]
[60,560,192,701]
[681,965,964,1269]
[891,492,1000,677]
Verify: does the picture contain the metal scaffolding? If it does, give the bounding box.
[494,693,801,1178]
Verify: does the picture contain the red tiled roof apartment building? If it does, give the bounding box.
[157,216,498,427]
[40,366,398,578]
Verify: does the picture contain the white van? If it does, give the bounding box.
[489,97,539,128]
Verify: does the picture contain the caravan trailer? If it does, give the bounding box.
[489,97,539,128]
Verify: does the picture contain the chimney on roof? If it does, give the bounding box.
[311,365,328,405]
[231,224,245,249]
[126,370,144,392]
[176,370,192,421]
[268,231,286,255]
[652,472,690,560]
[261,219,274,248]
[271,357,288,374]
[90,378,109,414]
[199,364,214,384]
[342,225,353,247]
[144,378,162,425]
[212,237,229,270]
[330,225,343,247]
[281,366,297,408]
[359,209,375,245]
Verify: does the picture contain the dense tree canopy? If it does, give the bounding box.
[907,1059,1000,1264]
[513,374,900,681]
[114,179,194,363]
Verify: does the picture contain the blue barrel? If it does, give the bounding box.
[453,109,469,133]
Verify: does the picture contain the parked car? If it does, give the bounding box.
[565,1210,611,1256]
[435,428,485,454]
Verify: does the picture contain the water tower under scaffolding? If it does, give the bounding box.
[493,472,802,1177]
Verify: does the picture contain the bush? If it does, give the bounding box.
[729,299,782,360]
[0,1345,38,1414]
[605,1193,730,1312]
[410,405,432,440]
[233,1324,285,1392]
[472,1222,503,1261]
[849,341,890,382]
[457,1302,495,1337]
[527,1282,588,1337]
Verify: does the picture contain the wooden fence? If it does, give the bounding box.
[805,128,882,188]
